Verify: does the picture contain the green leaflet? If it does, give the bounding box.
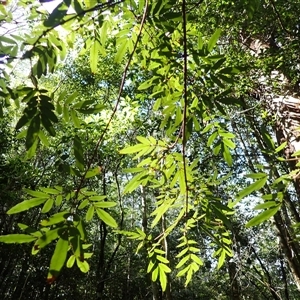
[159,265,167,291]
[38,131,49,147]
[69,233,83,260]
[65,91,78,105]
[236,174,268,201]
[33,227,61,254]
[254,201,278,210]
[40,211,71,226]
[93,202,117,208]
[95,208,118,228]
[90,39,100,73]
[0,234,36,244]
[115,39,128,63]
[123,170,148,194]
[222,144,232,167]
[119,143,150,154]
[89,195,107,201]
[78,199,89,210]
[76,258,90,273]
[71,110,81,128]
[24,188,49,198]
[39,187,61,195]
[246,205,280,227]
[217,249,226,269]
[26,114,40,150]
[86,205,94,222]
[41,198,54,213]
[275,141,287,153]
[7,197,49,214]
[85,166,101,179]
[223,138,235,149]
[67,255,76,268]
[47,237,69,283]
[207,29,222,52]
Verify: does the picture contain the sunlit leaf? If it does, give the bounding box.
[0,234,36,244]
[207,28,222,52]
[236,175,268,201]
[95,208,118,228]
[40,211,71,226]
[85,166,101,178]
[76,258,90,273]
[159,266,167,291]
[246,205,280,227]
[41,198,54,213]
[66,255,76,268]
[47,236,69,282]
[93,202,117,208]
[7,198,48,214]
[86,205,94,222]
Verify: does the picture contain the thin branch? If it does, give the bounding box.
[268,0,292,37]
[75,0,149,199]
[102,160,123,281]
[182,0,189,214]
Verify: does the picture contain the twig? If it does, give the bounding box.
[182,0,189,215]
[268,0,292,37]
[74,0,149,199]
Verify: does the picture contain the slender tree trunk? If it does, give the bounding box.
[140,185,161,300]
[279,250,290,300]
[96,169,108,299]
[11,259,28,299]
[161,215,172,300]
[274,212,300,291]
[228,262,241,300]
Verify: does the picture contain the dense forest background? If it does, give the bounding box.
[1,0,300,299]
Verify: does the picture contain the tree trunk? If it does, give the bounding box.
[239,95,300,291]
[228,262,241,300]
[161,215,172,300]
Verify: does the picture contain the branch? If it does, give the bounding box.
[74,0,149,198]
[268,0,292,37]
[182,0,189,214]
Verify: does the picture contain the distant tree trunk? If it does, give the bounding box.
[269,95,300,291]
[161,215,172,300]
[239,95,300,292]
[140,185,161,300]
[279,250,290,300]
[250,246,282,300]
[228,262,240,300]
[96,169,108,299]
[11,259,28,299]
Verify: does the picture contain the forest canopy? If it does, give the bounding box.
[1,0,300,299]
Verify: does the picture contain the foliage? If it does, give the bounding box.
[1,0,300,298]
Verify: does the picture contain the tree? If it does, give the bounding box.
[1,0,300,298]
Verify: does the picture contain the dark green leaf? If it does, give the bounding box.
[44,1,70,28]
